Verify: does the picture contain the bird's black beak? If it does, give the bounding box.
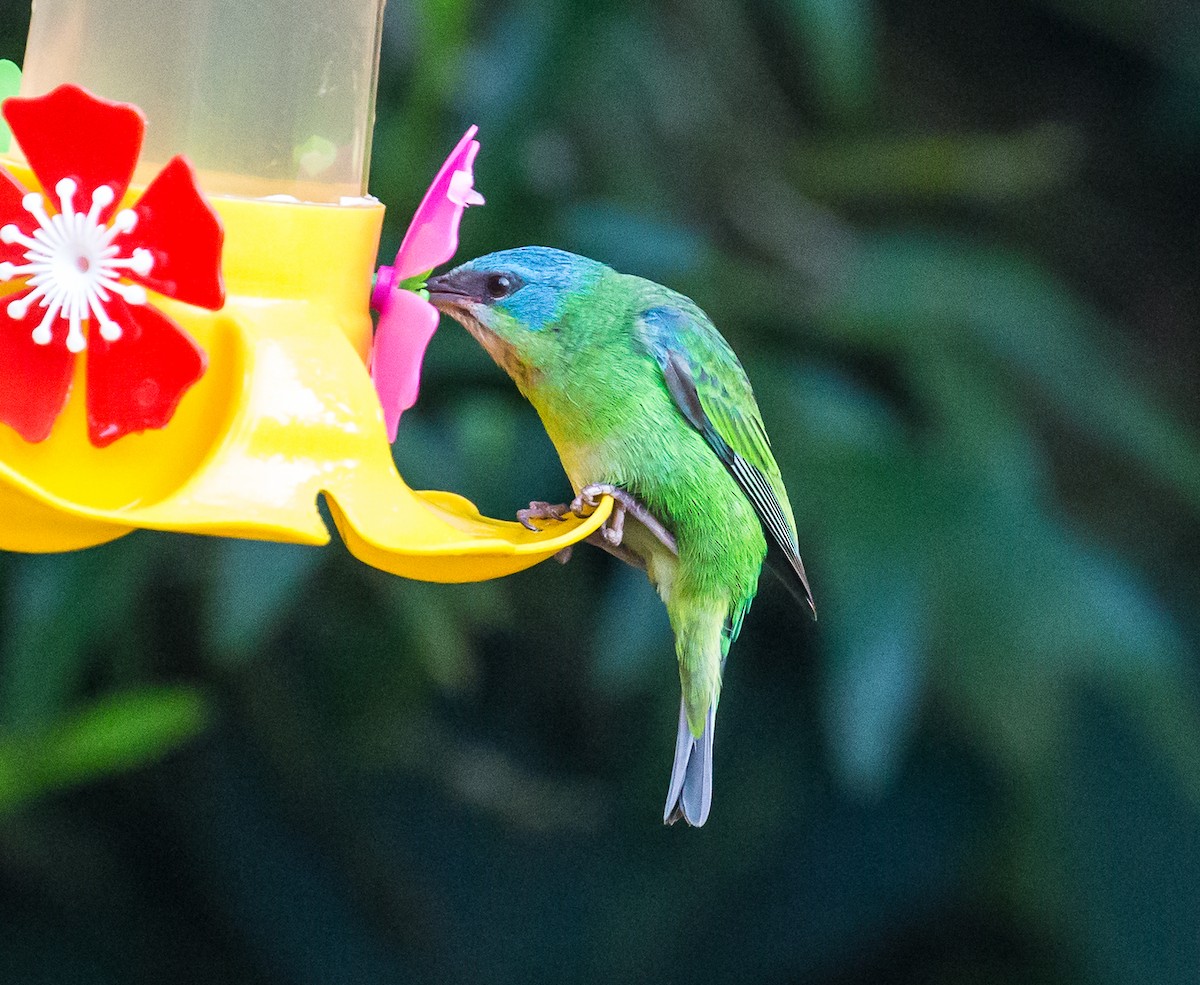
[426,271,482,312]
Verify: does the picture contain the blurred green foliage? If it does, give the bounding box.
[1,0,1199,982]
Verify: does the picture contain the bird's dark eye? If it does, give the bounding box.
[484,273,514,300]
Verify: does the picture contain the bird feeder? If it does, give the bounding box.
[0,0,608,580]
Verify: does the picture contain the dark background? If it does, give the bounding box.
[2,0,1200,982]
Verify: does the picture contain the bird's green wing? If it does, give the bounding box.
[635,303,815,616]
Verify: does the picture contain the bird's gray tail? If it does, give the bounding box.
[663,698,715,826]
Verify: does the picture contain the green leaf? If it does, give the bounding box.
[826,233,1200,512]
[0,686,209,813]
[204,538,325,664]
[0,59,19,154]
[781,0,877,123]
[791,125,1083,203]
[560,202,712,281]
[0,540,150,732]
[821,560,926,797]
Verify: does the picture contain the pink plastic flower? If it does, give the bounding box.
[369,126,483,441]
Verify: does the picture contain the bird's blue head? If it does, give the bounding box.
[426,247,609,379]
[428,246,607,330]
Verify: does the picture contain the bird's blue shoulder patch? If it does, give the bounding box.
[638,305,692,346]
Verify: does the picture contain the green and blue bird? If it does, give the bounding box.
[427,247,814,826]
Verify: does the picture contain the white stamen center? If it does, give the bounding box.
[0,178,154,352]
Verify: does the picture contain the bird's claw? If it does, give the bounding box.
[517,500,571,532]
[516,483,676,562]
[568,485,606,518]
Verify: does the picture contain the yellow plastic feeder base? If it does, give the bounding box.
[0,167,609,581]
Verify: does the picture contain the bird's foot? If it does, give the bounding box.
[571,483,678,556]
[515,484,676,571]
[517,500,572,532]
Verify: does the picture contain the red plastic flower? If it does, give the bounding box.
[0,85,224,446]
